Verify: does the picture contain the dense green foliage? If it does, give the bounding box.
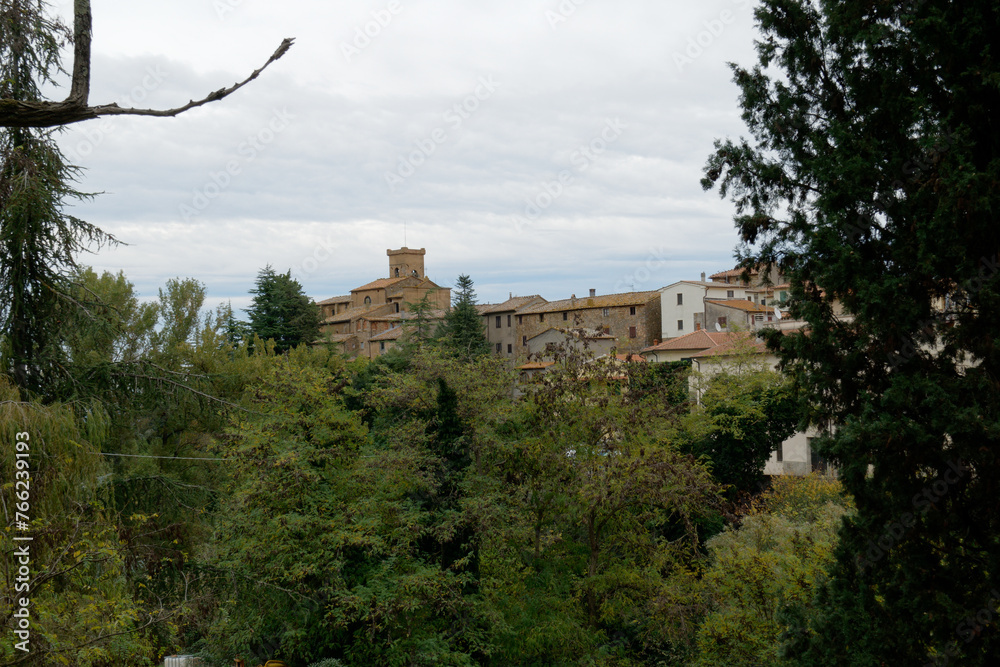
[245,266,321,353]
[703,0,1000,663]
[681,350,800,498]
[437,275,490,360]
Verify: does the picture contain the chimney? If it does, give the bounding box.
[701,272,706,282]
[589,288,596,297]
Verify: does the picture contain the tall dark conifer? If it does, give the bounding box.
[703,1,1000,663]
[245,265,321,353]
[0,0,114,395]
[438,274,489,360]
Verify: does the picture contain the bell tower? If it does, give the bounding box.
[387,247,425,279]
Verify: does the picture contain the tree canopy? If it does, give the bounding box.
[245,265,321,353]
[437,274,490,360]
[703,0,1000,663]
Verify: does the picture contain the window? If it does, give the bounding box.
[495,343,502,353]
[776,442,783,463]
[676,293,683,306]
[394,267,399,277]
[563,312,568,321]
[364,296,372,305]
[395,303,400,313]
[522,335,527,346]
[779,291,788,303]
[517,315,522,325]
[747,296,752,301]
[507,344,512,353]
[760,298,766,306]
[727,290,734,298]
[507,314,511,327]
[495,315,501,328]
[379,341,385,351]
[677,319,684,331]
[540,314,545,322]
[718,316,727,327]
[630,306,636,315]
[602,308,610,317]
[629,326,636,338]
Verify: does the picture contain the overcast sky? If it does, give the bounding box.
[50,0,761,312]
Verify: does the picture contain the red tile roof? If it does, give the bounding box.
[317,294,351,305]
[480,295,546,314]
[369,327,405,342]
[706,299,771,312]
[518,290,658,314]
[641,330,737,352]
[516,361,557,370]
[351,277,407,292]
[687,332,769,359]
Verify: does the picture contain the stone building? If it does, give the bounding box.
[315,247,450,357]
[658,265,788,339]
[514,289,661,357]
[481,295,546,359]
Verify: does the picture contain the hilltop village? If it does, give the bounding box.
[315,246,792,361]
[312,247,829,478]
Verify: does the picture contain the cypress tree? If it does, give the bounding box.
[703,1,1000,663]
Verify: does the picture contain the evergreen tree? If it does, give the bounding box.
[0,0,115,395]
[703,1,1000,663]
[438,274,489,360]
[245,265,321,353]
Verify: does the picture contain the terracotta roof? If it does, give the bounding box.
[710,267,758,280]
[641,330,738,352]
[369,327,405,342]
[351,277,407,292]
[480,295,546,315]
[516,361,557,370]
[317,294,351,305]
[614,353,646,363]
[324,333,358,343]
[688,332,769,359]
[706,299,771,312]
[518,290,658,314]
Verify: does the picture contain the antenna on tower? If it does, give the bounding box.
[403,220,407,247]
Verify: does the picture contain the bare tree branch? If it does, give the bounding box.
[0,0,294,128]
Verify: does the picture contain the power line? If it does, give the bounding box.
[98,452,232,462]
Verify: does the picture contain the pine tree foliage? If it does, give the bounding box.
[703,1,1000,663]
[245,265,321,353]
[0,0,115,395]
[438,274,490,360]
